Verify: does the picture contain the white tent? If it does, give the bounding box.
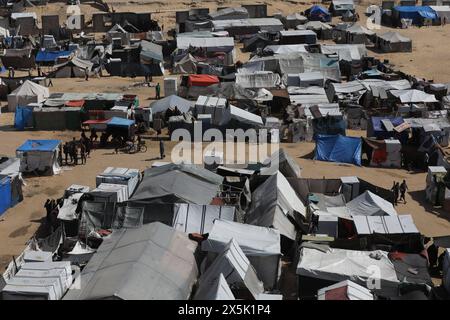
[8,80,50,112]
[229,105,263,126]
[198,239,264,299]
[297,247,400,290]
[346,190,397,216]
[353,215,419,235]
[264,44,308,55]
[64,222,198,300]
[194,273,235,300]
[150,95,194,114]
[390,89,438,103]
[202,220,281,290]
[317,280,374,300]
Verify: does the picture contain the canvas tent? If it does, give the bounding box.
[236,72,281,89]
[16,140,61,175]
[377,32,412,52]
[194,273,235,300]
[54,57,94,78]
[246,171,306,240]
[7,81,50,112]
[314,135,362,166]
[64,222,198,300]
[305,5,332,22]
[296,247,400,298]
[330,0,355,16]
[202,220,281,290]
[150,95,194,114]
[129,164,223,204]
[393,6,437,25]
[209,7,249,20]
[284,13,308,29]
[390,89,438,103]
[353,214,418,235]
[347,190,397,216]
[199,239,264,299]
[260,148,301,178]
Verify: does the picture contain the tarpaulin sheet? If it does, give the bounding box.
[0,176,11,216]
[17,139,60,152]
[14,105,34,130]
[36,50,73,63]
[106,117,135,128]
[65,100,85,107]
[188,75,219,87]
[315,134,361,166]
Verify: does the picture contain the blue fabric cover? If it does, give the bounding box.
[107,117,135,128]
[0,176,11,216]
[315,134,362,166]
[17,139,60,152]
[14,106,34,130]
[36,50,74,63]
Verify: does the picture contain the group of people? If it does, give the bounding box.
[391,180,408,206]
[44,198,63,232]
[60,131,93,166]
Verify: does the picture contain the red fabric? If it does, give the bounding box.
[188,74,219,87]
[82,119,108,125]
[65,100,85,107]
[210,197,225,205]
[372,149,387,164]
[325,286,349,300]
[389,251,407,261]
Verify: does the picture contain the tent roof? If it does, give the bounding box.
[36,49,74,63]
[194,273,235,300]
[202,219,281,256]
[318,280,374,300]
[305,21,333,30]
[378,31,411,43]
[150,95,194,114]
[10,80,49,98]
[347,190,397,216]
[17,139,60,152]
[106,117,135,128]
[390,89,438,103]
[264,44,308,54]
[176,36,234,50]
[315,134,362,166]
[140,40,163,62]
[346,24,375,35]
[353,214,419,235]
[260,148,301,178]
[64,222,198,300]
[297,247,400,284]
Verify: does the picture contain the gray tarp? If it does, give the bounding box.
[346,190,397,216]
[260,148,301,178]
[129,164,222,204]
[64,222,198,300]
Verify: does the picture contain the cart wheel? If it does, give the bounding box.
[141,145,148,153]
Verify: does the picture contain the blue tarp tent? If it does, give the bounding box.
[393,6,437,25]
[0,176,11,216]
[315,134,362,166]
[107,117,135,128]
[17,139,60,152]
[35,50,74,63]
[14,105,34,130]
[368,116,405,140]
[306,5,332,22]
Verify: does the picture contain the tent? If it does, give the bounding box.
[314,134,362,166]
[330,0,355,16]
[150,95,194,114]
[194,273,235,300]
[194,95,230,126]
[176,36,235,52]
[260,148,301,178]
[236,72,281,89]
[16,140,61,175]
[202,220,281,290]
[14,105,34,130]
[377,31,412,52]
[284,13,308,29]
[188,75,220,87]
[64,222,198,300]
[390,89,438,103]
[53,56,94,78]
[129,164,223,204]
[346,190,397,216]
[173,54,197,74]
[317,280,374,300]
[305,5,332,22]
[95,167,140,197]
[35,49,74,64]
[0,176,11,216]
[353,214,419,235]
[367,116,406,140]
[199,239,264,299]
[296,247,400,298]
[7,80,50,112]
[209,7,249,20]
[246,171,306,240]
[393,6,438,25]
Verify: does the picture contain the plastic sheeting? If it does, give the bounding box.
[14,105,34,130]
[353,214,419,234]
[194,273,235,300]
[151,95,194,114]
[347,190,397,216]
[315,135,361,166]
[64,222,198,300]
[0,176,11,216]
[297,247,400,284]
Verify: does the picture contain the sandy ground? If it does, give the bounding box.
[0,0,448,273]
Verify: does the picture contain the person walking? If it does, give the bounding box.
[155,82,161,100]
[63,142,69,165]
[391,181,400,206]
[85,67,89,81]
[80,142,87,165]
[71,138,78,165]
[84,139,91,158]
[400,180,408,204]
[159,139,165,159]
